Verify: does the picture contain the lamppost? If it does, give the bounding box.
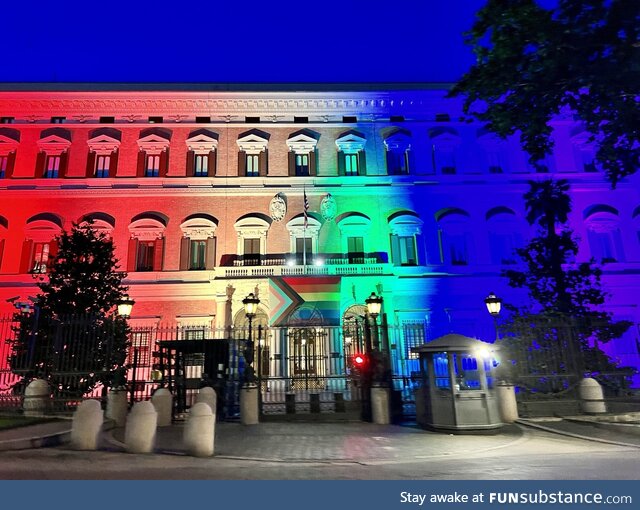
[484,292,502,341]
[365,291,385,385]
[116,295,136,402]
[242,292,260,385]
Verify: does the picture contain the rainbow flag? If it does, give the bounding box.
[269,276,341,326]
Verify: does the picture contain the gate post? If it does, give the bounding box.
[240,384,259,425]
[371,384,391,425]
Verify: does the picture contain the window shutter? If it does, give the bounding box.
[86,151,96,177]
[0,239,5,271]
[288,152,296,176]
[59,151,69,178]
[390,235,401,266]
[6,151,16,178]
[205,237,216,269]
[127,238,138,272]
[259,149,268,177]
[179,237,190,270]
[19,240,33,273]
[159,149,169,177]
[136,151,146,177]
[48,240,59,265]
[109,150,119,178]
[337,151,345,176]
[358,150,367,176]
[35,152,46,178]
[186,150,195,177]
[152,237,164,271]
[309,149,317,176]
[238,150,246,176]
[208,150,216,177]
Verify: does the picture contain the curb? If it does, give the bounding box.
[0,428,71,451]
[515,419,640,449]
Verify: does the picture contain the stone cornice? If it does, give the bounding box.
[0,90,459,118]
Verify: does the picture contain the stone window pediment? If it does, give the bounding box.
[129,218,166,240]
[186,133,219,154]
[384,132,411,152]
[237,133,269,154]
[337,214,371,236]
[0,135,18,156]
[287,133,318,155]
[389,213,423,236]
[37,134,71,155]
[87,134,121,156]
[24,220,62,242]
[336,132,366,154]
[180,217,218,240]
[286,215,321,236]
[430,130,461,149]
[137,134,171,155]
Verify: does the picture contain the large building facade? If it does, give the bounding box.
[0,85,638,391]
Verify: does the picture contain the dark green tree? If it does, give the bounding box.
[449,0,640,186]
[500,179,632,390]
[10,223,130,397]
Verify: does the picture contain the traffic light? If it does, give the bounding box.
[350,353,368,376]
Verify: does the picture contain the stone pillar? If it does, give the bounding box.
[151,388,173,427]
[371,385,390,425]
[23,379,50,417]
[106,388,128,427]
[196,386,217,414]
[125,401,157,454]
[496,382,519,423]
[184,402,215,457]
[71,400,104,450]
[579,377,607,414]
[240,384,259,425]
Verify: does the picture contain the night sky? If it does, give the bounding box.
[3,0,486,83]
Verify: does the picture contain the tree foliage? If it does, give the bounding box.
[10,223,130,397]
[499,179,632,389]
[450,0,640,186]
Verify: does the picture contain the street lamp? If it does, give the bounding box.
[242,292,260,384]
[484,292,502,341]
[117,295,135,318]
[365,292,383,351]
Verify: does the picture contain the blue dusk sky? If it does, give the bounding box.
[2,0,487,84]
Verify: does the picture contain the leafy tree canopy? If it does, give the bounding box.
[450,0,640,186]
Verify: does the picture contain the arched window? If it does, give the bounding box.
[287,130,319,176]
[21,214,63,273]
[486,207,523,265]
[436,208,472,266]
[337,213,371,264]
[584,206,624,263]
[430,129,460,175]
[234,215,271,266]
[136,129,171,178]
[186,129,218,177]
[87,128,121,178]
[388,211,423,266]
[237,130,269,177]
[0,128,19,178]
[286,214,321,265]
[36,128,72,178]
[180,215,218,270]
[384,130,412,175]
[78,212,116,238]
[127,213,168,272]
[478,131,507,174]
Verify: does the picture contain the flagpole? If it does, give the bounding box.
[303,185,307,274]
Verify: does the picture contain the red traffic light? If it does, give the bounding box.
[353,354,366,366]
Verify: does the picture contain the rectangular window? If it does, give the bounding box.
[345,153,358,176]
[0,155,7,178]
[95,155,111,178]
[99,116,115,124]
[189,240,207,270]
[194,154,208,177]
[32,242,50,273]
[295,237,312,265]
[246,154,259,176]
[145,154,160,177]
[44,155,60,178]
[128,331,152,366]
[347,236,364,263]
[295,154,309,176]
[0,117,14,124]
[51,117,66,124]
[448,234,468,266]
[136,241,156,271]
[391,235,417,266]
[243,238,261,265]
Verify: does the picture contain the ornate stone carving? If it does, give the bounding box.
[269,194,287,222]
[320,193,337,222]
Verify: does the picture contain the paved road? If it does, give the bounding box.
[0,423,638,480]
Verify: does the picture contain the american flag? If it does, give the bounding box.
[303,189,309,228]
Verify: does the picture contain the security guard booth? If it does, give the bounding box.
[412,334,503,433]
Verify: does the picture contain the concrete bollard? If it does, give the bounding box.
[125,401,157,454]
[184,402,215,457]
[23,379,50,417]
[371,385,391,425]
[106,389,128,427]
[196,387,217,414]
[240,384,259,425]
[496,382,519,423]
[151,388,173,427]
[579,377,607,414]
[71,400,104,450]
